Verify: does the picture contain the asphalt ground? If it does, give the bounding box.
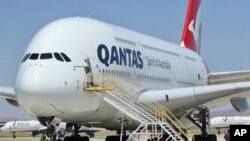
[0,128,229,141]
[0,133,227,141]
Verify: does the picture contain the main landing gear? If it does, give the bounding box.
[63,123,89,141]
[186,106,217,141]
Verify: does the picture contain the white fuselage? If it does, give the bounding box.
[15,17,208,129]
[0,120,45,132]
[210,116,250,128]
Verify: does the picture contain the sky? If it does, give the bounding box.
[0,0,250,119]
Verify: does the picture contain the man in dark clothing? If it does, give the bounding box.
[224,129,230,141]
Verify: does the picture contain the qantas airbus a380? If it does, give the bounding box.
[1,0,250,141]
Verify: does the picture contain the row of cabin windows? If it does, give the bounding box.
[113,38,196,62]
[141,44,181,57]
[22,52,71,63]
[100,69,171,83]
[142,44,198,62]
[114,37,137,46]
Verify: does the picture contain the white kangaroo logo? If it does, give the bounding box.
[188,19,198,45]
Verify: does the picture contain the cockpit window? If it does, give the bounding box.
[60,53,71,62]
[29,53,39,60]
[40,53,53,59]
[21,53,30,63]
[23,52,71,62]
[54,53,64,62]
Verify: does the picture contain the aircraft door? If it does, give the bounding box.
[84,57,101,87]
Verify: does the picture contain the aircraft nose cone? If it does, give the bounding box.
[16,67,43,95]
[16,66,65,96]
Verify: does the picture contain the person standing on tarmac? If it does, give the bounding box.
[224,129,230,141]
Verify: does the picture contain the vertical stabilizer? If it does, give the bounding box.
[181,0,202,54]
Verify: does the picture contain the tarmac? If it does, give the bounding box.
[0,134,227,141]
[0,129,228,141]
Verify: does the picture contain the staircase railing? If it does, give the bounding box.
[84,73,192,140]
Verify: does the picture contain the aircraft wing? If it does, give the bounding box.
[0,87,16,100]
[208,70,250,84]
[0,87,19,107]
[140,81,250,112]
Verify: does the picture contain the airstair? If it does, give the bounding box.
[84,73,191,141]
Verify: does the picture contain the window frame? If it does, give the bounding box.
[40,53,53,60]
[54,53,64,62]
[60,53,71,62]
[29,53,39,60]
[21,53,31,63]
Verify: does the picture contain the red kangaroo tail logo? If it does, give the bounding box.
[181,0,202,54]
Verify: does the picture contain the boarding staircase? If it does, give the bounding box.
[84,73,191,141]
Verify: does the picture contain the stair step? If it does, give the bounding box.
[103,91,186,141]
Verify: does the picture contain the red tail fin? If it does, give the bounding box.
[181,0,202,54]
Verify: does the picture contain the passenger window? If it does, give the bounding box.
[60,53,71,62]
[40,53,53,59]
[54,53,64,62]
[29,53,39,60]
[21,53,31,62]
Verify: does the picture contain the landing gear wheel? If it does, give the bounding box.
[82,136,90,141]
[63,136,70,141]
[192,135,201,141]
[207,134,217,141]
[63,123,89,141]
[65,135,88,141]
[192,134,217,141]
[105,135,128,141]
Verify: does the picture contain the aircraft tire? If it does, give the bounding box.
[63,136,87,141]
[192,135,201,141]
[105,136,117,141]
[192,134,217,141]
[207,134,217,141]
[63,136,70,141]
[82,136,90,141]
[105,135,128,141]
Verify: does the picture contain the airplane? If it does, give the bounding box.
[0,120,47,138]
[210,116,250,130]
[0,120,103,139]
[1,0,250,141]
[0,123,4,128]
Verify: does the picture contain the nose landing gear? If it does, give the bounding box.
[38,117,90,141]
[38,117,57,141]
[63,123,90,141]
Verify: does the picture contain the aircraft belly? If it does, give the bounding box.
[18,91,103,118]
[57,97,118,122]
